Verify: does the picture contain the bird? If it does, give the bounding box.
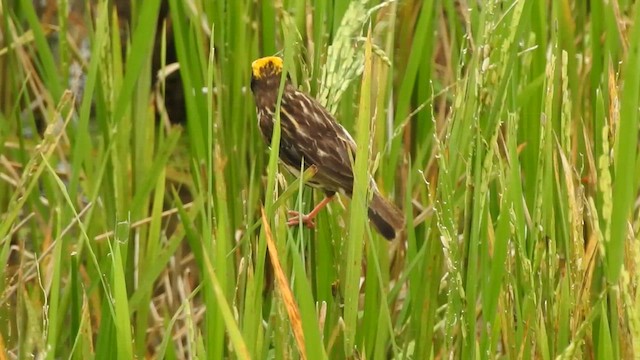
[250,56,404,240]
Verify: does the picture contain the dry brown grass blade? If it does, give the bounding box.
[0,330,7,360]
[260,207,307,360]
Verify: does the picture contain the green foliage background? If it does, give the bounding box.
[1,0,640,358]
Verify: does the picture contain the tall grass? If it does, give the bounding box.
[1,0,640,358]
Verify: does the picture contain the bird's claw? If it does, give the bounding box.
[287,210,316,228]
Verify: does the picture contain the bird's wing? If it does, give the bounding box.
[278,89,356,192]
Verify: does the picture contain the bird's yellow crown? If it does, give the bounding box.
[251,56,283,79]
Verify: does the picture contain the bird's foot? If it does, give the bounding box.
[287,210,316,228]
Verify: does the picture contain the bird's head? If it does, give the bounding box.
[251,56,283,80]
[250,56,291,97]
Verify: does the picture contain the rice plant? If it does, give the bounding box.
[0,0,639,358]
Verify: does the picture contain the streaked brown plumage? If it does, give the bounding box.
[250,56,404,240]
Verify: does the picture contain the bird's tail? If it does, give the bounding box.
[368,190,405,240]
